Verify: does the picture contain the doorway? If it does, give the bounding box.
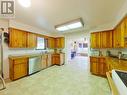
[66,37,89,64]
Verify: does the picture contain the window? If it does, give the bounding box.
[36,37,45,50]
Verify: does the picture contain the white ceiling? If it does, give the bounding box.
[14,0,126,33]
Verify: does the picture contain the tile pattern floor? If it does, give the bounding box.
[0,56,111,95]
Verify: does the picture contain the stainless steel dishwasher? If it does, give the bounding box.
[29,56,42,75]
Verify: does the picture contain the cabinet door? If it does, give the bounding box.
[101,31,107,48]
[55,37,65,48]
[13,58,28,80]
[90,57,98,75]
[101,31,113,48]
[106,31,113,48]
[96,32,101,48]
[125,17,127,47]
[90,33,96,48]
[52,56,56,65]
[90,62,98,75]
[52,54,60,65]
[90,32,101,48]
[55,56,60,65]
[42,55,47,69]
[118,21,125,48]
[47,37,55,48]
[60,37,65,48]
[99,58,106,76]
[27,32,37,48]
[113,21,125,48]
[55,38,61,48]
[9,28,27,48]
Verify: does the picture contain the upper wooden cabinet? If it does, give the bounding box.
[101,30,113,48]
[125,17,127,47]
[47,37,65,49]
[55,37,65,48]
[9,28,27,48]
[9,28,37,48]
[47,37,55,49]
[90,32,101,48]
[27,32,37,48]
[91,30,113,48]
[113,18,125,48]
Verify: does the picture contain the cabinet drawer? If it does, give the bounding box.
[14,58,28,64]
[90,57,98,63]
[99,58,105,63]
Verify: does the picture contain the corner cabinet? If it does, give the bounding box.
[47,37,55,49]
[52,53,65,65]
[47,37,65,49]
[52,54,60,65]
[55,37,65,48]
[9,28,27,48]
[9,57,28,80]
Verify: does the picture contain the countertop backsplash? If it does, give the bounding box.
[90,48,127,57]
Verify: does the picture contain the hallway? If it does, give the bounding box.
[0,58,111,95]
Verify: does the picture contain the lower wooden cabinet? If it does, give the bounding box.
[52,54,60,65]
[90,57,106,77]
[41,54,48,69]
[9,58,28,80]
[51,53,65,65]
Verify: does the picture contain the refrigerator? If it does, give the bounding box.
[0,29,6,90]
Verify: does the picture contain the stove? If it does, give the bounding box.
[115,71,127,87]
[112,70,127,95]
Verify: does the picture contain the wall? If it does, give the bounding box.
[64,31,90,64]
[1,19,56,79]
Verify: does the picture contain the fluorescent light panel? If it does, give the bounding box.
[55,18,84,32]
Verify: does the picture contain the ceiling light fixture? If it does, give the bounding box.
[18,0,31,8]
[55,18,84,32]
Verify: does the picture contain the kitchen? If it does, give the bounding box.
[0,0,127,95]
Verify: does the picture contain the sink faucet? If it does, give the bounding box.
[118,51,122,59]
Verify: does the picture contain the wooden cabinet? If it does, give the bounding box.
[101,30,113,48]
[113,22,125,48]
[90,57,99,75]
[27,32,37,48]
[98,58,106,76]
[41,54,48,69]
[9,28,27,48]
[47,37,55,48]
[113,17,126,48]
[9,28,37,48]
[55,37,65,48]
[47,37,65,49]
[90,32,101,48]
[90,57,106,77]
[91,30,113,48]
[124,17,127,47]
[9,58,28,80]
[52,54,60,65]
